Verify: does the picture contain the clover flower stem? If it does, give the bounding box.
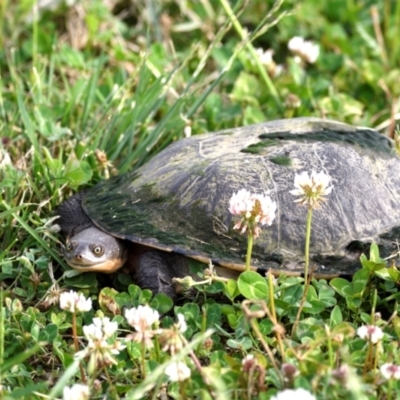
[209,276,229,283]
[197,309,207,354]
[72,312,86,384]
[364,342,373,376]
[154,335,161,363]
[248,318,282,383]
[387,379,393,400]
[304,206,313,284]
[180,380,188,400]
[104,367,114,389]
[268,273,285,361]
[325,326,334,368]
[246,233,254,272]
[290,278,311,337]
[141,341,146,379]
[373,341,380,372]
[363,290,380,375]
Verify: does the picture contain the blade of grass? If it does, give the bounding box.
[2,201,65,266]
[48,357,81,399]
[79,57,106,130]
[0,343,42,373]
[219,0,283,110]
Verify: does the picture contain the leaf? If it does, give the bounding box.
[295,318,325,340]
[63,160,93,187]
[317,283,337,307]
[203,303,222,328]
[175,303,201,332]
[359,243,386,272]
[38,324,58,342]
[128,285,142,300]
[223,279,240,300]
[302,300,326,315]
[226,336,253,350]
[388,267,400,281]
[258,319,274,336]
[276,276,304,290]
[150,293,173,315]
[330,305,343,326]
[220,304,236,316]
[231,71,260,105]
[237,271,269,299]
[243,105,266,125]
[392,316,400,339]
[204,281,224,294]
[139,289,153,304]
[227,313,238,329]
[330,278,353,298]
[352,268,370,294]
[369,243,380,262]
[331,322,355,338]
[126,341,142,360]
[63,271,98,288]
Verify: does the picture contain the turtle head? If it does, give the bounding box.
[63,227,127,273]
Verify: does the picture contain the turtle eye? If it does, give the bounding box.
[92,246,104,256]
[66,242,73,251]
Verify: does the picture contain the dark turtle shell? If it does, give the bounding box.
[82,118,400,276]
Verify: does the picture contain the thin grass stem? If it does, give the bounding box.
[72,313,86,384]
[218,0,282,109]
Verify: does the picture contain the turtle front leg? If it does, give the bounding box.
[135,251,191,299]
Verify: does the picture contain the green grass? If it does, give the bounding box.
[1,0,400,399]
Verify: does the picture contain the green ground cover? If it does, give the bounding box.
[1,0,400,399]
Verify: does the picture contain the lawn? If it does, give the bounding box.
[1,0,400,399]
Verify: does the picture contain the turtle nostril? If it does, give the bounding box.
[75,254,83,260]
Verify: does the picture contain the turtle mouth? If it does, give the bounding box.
[66,259,125,273]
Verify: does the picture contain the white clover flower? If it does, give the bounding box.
[271,388,316,400]
[176,314,187,333]
[83,323,103,342]
[125,305,160,347]
[357,325,384,344]
[96,316,118,338]
[63,384,90,400]
[83,317,118,342]
[288,36,319,64]
[255,48,282,77]
[159,314,187,355]
[125,305,159,332]
[81,317,125,368]
[255,48,275,66]
[380,363,400,380]
[290,170,333,208]
[165,361,191,382]
[229,189,277,238]
[59,291,92,313]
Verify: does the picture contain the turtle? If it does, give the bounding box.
[56,117,400,299]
